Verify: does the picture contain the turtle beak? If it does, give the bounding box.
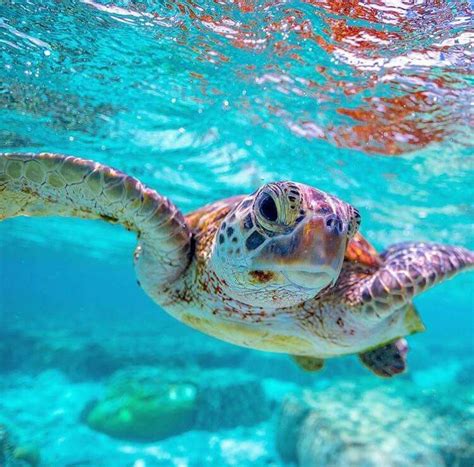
[254,216,347,290]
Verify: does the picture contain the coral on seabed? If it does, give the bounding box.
[83,381,198,441]
[276,381,474,467]
[0,328,248,382]
[82,366,271,441]
[0,424,40,467]
[194,369,271,430]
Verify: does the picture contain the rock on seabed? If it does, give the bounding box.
[276,381,473,467]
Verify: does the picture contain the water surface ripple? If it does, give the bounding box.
[0,0,473,255]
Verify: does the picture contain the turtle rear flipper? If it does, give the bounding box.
[291,355,324,372]
[359,338,408,378]
[0,153,192,288]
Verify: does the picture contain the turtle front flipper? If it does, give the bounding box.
[359,338,408,378]
[0,153,192,289]
[356,242,474,316]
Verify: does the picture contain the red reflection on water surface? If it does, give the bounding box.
[86,0,472,155]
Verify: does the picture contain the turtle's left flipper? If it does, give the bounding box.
[359,338,408,378]
[356,242,474,315]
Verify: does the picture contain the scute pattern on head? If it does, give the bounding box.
[201,182,361,309]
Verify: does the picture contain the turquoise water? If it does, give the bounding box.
[0,0,473,465]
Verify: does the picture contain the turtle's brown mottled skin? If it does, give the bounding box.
[1,152,473,377]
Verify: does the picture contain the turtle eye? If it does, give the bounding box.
[347,207,361,237]
[258,193,278,222]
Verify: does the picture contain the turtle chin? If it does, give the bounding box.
[282,269,335,291]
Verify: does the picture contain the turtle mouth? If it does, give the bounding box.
[282,269,335,290]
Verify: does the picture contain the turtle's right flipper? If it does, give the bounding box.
[359,338,408,378]
[0,153,192,286]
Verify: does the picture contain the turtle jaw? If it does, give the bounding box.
[282,269,335,290]
[252,216,347,293]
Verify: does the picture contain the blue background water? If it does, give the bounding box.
[0,1,473,465]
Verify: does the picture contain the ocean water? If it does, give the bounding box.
[0,0,473,465]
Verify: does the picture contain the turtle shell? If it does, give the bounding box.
[344,232,382,267]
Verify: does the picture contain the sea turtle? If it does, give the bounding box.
[1,152,473,377]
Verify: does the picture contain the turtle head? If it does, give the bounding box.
[209,181,360,308]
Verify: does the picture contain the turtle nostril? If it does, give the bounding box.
[326,215,344,235]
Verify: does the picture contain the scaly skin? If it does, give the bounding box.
[1,153,473,374]
[0,153,191,289]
